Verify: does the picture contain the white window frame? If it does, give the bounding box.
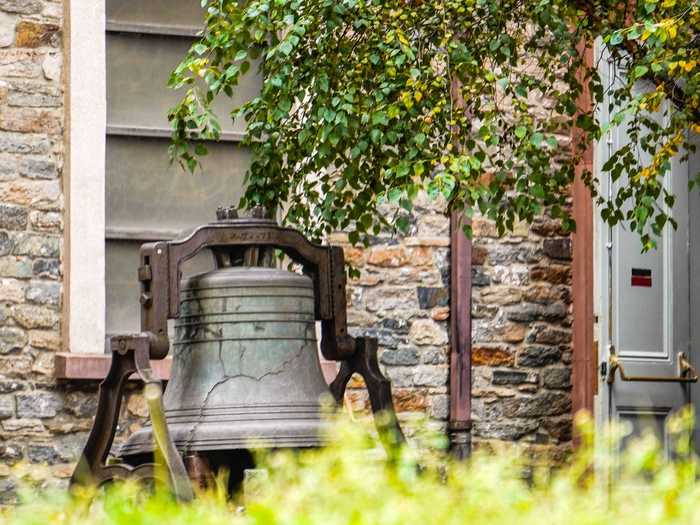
[64,0,107,354]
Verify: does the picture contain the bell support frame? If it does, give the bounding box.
[72,214,404,498]
[138,216,356,362]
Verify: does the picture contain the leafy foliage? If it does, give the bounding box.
[3,412,700,525]
[169,0,700,248]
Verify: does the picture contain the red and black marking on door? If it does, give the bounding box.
[631,268,652,287]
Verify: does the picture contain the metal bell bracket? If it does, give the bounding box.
[71,334,194,501]
[72,212,404,498]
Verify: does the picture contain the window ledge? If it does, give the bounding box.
[54,353,172,380]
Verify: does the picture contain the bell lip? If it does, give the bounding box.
[182,266,313,290]
[118,419,332,458]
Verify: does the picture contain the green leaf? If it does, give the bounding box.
[388,188,402,202]
[396,215,410,232]
[279,41,294,56]
[514,126,527,139]
[610,32,624,45]
[371,112,388,126]
[633,65,649,79]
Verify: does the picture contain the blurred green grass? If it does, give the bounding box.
[2,409,700,525]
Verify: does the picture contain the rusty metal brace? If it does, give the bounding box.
[330,337,406,447]
[71,334,193,501]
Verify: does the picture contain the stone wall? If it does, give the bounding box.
[470,214,573,460]
[332,195,452,433]
[337,203,573,459]
[0,0,66,500]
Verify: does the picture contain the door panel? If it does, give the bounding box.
[614,217,666,358]
[600,153,692,455]
[618,408,670,453]
[596,46,696,457]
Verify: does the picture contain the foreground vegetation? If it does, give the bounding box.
[2,412,700,524]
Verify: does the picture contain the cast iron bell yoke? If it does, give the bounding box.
[71,209,404,500]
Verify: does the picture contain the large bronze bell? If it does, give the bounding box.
[120,267,331,457]
[71,209,404,500]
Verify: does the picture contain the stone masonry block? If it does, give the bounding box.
[0,48,43,78]
[28,329,60,350]
[409,319,448,346]
[0,131,49,154]
[430,394,449,419]
[32,257,60,279]
[0,203,28,229]
[14,20,60,48]
[392,389,428,412]
[0,394,14,419]
[12,303,59,328]
[367,246,409,267]
[526,324,571,345]
[0,1,44,14]
[502,391,571,418]
[517,346,562,367]
[472,345,514,367]
[0,255,32,277]
[11,231,60,257]
[416,286,448,309]
[505,302,567,323]
[16,390,62,418]
[542,367,571,389]
[473,420,539,441]
[2,417,45,433]
[0,230,11,255]
[0,379,24,393]
[529,264,570,284]
[380,346,419,366]
[542,238,571,260]
[0,325,26,353]
[413,365,448,387]
[25,279,60,305]
[492,369,538,385]
[26,443,64,464]
[0,11,17,48]
[18,156,57,179]
[29,210,61,231]
[385,367,415,388]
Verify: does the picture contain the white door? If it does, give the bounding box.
[596,49,699,456]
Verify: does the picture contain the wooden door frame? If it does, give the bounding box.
[571,45,596,418]
[571,147,595,417]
